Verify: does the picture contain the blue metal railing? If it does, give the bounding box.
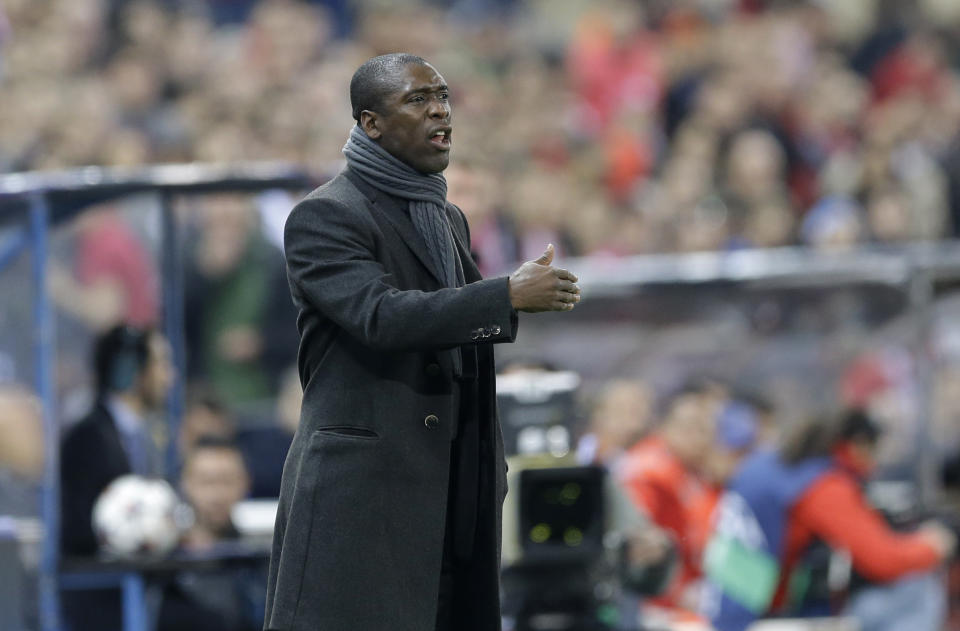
[30,192,59,631]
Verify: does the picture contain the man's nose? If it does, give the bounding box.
[428,97,450,119]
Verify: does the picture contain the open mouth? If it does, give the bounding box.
[429,128,452,149]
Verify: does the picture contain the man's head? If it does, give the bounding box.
[705,400,759,484]
[781,408,882,475]
[181,436,250,538]
[94,325,174,411]
[179,386,235,455]
[590,379,654,453]
[658,384,716,468]
[834,408,882,476]
[350,53,452,174]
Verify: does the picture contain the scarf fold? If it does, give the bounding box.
[343,125,458,288]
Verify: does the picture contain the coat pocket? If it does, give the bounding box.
[267,430,382,630]
[313,425,380,440]
[290,429,401,630]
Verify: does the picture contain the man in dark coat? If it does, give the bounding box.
[60,325,174,630]
[61,326,173,556]
[264,54,581,631]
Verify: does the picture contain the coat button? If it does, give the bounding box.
[424,414,440,429]
[492,325,501,335]
[425,363,441,377]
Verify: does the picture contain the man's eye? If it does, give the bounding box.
[410,95,425,103]
[439,92,450,100]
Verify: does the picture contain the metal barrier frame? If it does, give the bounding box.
[0,162,317,631]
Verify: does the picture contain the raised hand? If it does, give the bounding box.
[508,244,581,313]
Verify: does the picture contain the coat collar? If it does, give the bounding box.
[344,167,446,287]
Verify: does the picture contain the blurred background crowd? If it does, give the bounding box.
[6,0,960,261]
[7,0,960,630]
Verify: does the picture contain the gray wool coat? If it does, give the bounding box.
[263,167,517,631]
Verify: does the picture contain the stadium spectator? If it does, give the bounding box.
[159,436,263,631]
[179,436,250,550]
[179,385,235,455]
[566,377,676,628]
[61,325,173,555]
[735,390,779,447]
[687,398,762,598]
[704,409,956,631]
[0,386,41,631]
[576,378,655,474]
[59,324,174,631]
[184,194,288,405]
[8,1,959,252]
[618,383,717,613]
[49,204,160,332]
[0,385,43,517]
[180,382,294,498]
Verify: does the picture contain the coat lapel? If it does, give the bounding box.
[342,169,462,377]
[445,205,482,284]
[344,169,445,287]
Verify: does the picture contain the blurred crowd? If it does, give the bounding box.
[570,374,959,630]
[5,0,960,266]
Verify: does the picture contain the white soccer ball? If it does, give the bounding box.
[92,475,183,557]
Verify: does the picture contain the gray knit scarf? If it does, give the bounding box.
[342,125,458,288]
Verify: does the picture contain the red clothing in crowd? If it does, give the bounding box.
[619,436,713,608]
[77,212,159,327]
[771,458,939,611]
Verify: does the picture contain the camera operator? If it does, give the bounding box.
[501,452,674,631]
[704,409,955,631]
[618,383,718,612]
[497,371,674,631]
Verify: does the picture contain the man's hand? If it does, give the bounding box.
[918,521,957,560]
[508,244,581,313]
[626,526,672,567]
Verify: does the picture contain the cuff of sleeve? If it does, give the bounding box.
[470,276,518,344]
[493,276,518,343]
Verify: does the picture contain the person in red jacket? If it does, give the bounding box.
[779,411,954,629]
[619,384,718,611]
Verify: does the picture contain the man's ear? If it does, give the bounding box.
[360,111,381,140]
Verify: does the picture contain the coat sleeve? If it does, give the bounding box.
[285,197,518,352]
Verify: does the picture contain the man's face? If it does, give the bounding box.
[362,63,452,174]
[848,437,879,475]
[663,393,716,467]
[182,447,250,535]
[138,333,174,410]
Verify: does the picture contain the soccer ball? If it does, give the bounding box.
[92,475,184,557]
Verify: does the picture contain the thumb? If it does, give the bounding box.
[534,243,555,266]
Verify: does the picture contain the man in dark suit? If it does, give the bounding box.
[60,324,174,629]
[264,54,581,631]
